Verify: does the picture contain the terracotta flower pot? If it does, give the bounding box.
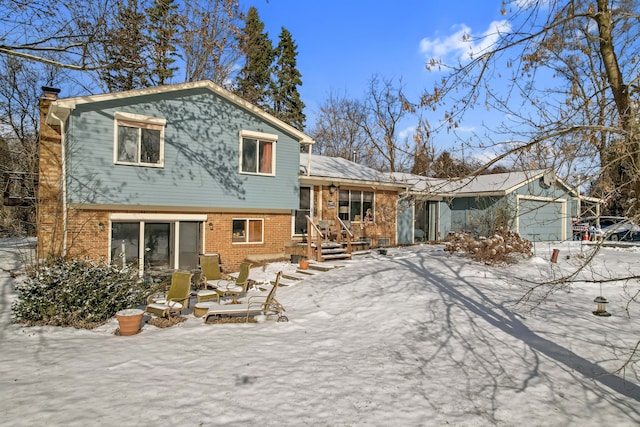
[299,260,309,270]
[116,308,144,336]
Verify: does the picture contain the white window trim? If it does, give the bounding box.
[110,213,207,221]
[114,111,166,168]
[232,217,264,244]
[239,130,277,176]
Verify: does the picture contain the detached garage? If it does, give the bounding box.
[393,169,587,243]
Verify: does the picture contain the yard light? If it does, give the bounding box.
[593,296,611,317]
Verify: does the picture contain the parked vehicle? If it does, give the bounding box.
[573,216,640,241]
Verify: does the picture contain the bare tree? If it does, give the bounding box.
[180,0,243,86]
[0,0,111,70]
[309,90,371,163]
[422,0,640,214]
[420,0,640,368]
[411,116,435,176]
[0,56,58,234]
[360,75,415,172]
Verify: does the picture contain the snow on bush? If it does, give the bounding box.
[444,228,533,265]
[12,258,148,328]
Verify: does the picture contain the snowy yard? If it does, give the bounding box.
[0,238,639,426]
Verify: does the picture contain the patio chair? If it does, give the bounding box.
[197,254,222,289]
[145,271,193,317]
[204,271,287,323]
[213,261,252,303]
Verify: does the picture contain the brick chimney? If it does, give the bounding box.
[37,86,65,258]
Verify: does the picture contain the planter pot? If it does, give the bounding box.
[116,308,144,336]
[299,260,309,270]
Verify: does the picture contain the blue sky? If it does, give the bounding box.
[253,0,509,150]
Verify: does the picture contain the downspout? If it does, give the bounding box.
[306,142,311,176]
[49,111,68,256]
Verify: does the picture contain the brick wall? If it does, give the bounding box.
[60,208,292,272]
[318,185,398,247]
[204,212,292,271]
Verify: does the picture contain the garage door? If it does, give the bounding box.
[518,198,565,241]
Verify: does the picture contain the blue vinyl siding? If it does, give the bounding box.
[64,88,300,209]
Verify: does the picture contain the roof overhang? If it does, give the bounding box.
[46,80,315,144]
[299,175,406,191]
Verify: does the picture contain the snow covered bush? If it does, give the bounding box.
[12,258,148,328]
[444,227,533,265]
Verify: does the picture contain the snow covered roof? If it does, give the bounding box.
[300,153,402,187]
[390,169,552,196]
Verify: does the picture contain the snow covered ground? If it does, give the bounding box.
[0,238,639,426]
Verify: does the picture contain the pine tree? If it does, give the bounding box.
[270,27,305,130]
[234,6,273,108]
[147,0,181,86]
[100,0,150,92]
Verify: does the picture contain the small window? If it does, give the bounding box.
[232,218,264,243]
[114,112,165,167]
[240,131,276,175]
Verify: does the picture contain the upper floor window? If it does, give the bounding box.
[114,112,166,167]
[339,190,374,222]
[240,130,277,176]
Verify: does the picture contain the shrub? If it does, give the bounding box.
[444,227,533,265]
[12,258,148,328]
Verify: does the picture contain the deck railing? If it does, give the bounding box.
[305,215,325,261]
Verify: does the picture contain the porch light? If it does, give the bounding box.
[593,296,611,317]
[329,183,337,194]
[208,222,213,230]
[98,222,105,232]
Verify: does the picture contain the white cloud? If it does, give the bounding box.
[399,125,416,140]
[420,20,511,64]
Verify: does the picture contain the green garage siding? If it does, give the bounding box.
[518,198,565,241]
[397,197,413,244]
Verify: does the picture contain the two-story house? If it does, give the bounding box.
[38,81,314,272]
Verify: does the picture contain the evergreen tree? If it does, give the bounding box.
[100,0,150,92]
[234,6,273,108]
[147,0,181,85]
[270,27,305,130]
[431,151,474,178]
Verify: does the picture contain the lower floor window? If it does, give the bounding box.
[339,190,374,222]
[110,221,202,271]
[232,218,263,243]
